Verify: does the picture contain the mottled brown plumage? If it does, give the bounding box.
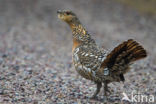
[57,10,147,100]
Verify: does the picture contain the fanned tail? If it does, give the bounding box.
[101,39,147,75]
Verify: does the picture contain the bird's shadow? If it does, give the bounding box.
[83,95,122,103]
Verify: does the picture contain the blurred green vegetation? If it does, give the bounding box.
[117,0,156,17]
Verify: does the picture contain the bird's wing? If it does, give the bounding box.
[101,39,147,74]
[73,45,107,71]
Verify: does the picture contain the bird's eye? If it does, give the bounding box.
[66,12,70,15]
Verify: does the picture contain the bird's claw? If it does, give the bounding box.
[106,88,111,95]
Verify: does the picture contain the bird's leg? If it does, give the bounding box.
[103,81,108,102]
[91,82,102,99]
[106,86,111,95]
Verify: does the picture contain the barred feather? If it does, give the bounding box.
[101,39,147,74]
[58,10,148,98]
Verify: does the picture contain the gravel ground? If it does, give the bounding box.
[0,0,156,103]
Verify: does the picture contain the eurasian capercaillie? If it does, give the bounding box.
[57,10,147,101]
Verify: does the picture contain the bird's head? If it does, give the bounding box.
[57,10,80,26]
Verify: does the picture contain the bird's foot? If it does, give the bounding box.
[90,95,99,100]
[106,88,111,95]
[100,96,108,103]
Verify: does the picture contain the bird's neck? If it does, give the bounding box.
[72,24,87,37]
[71,23,88,52]
[67,20,86,34]
[66,19,96,50]
[67,21,91,42]
[67,20,97,53]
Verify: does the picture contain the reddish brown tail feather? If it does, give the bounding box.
[125,39,147,62]
[101,39,147,69]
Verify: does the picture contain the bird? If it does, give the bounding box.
[57,10,147,101]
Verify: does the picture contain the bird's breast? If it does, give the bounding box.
[72,38,81,53]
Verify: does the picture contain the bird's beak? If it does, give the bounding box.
[57,10,63,19]
[57,10,62,14]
